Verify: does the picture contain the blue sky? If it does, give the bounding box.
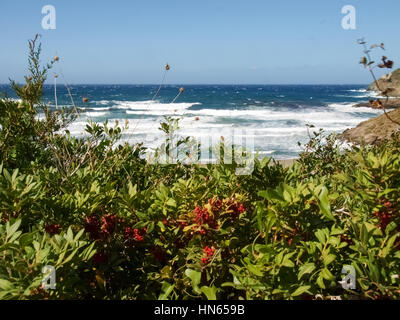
[0,0,399,84]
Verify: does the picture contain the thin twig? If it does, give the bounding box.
[360,40,400,125]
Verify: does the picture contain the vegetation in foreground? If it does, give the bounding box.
[0,37,400,300]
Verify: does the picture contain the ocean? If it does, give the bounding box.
[0,84,383,159]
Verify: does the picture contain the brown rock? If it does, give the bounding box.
[353,98,400,109]
[368,68,400,97]
[340,109,400,145]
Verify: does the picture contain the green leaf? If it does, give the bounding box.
[166,198,176,207]
[316,275,325,289]
[200,286,217,300]
[246,263,264,276]
[360,223,369,245]
[318,187,335,221]
[63,247,80,264]
[282,252,295,268]
[74,229,84,242]
[291,285,311,297]
[320,268,335,281]
[66,227,74,243]
[315,228,328,244]
[19,232,34,247]
[158,282,175,300]
[323,253,336,266]
[147,221,155,233]
[274,251,284,265]
[128,182,137,197]
[381,233,399,258]
[185,269,201,293]
[6,219,21,239]
[298,263,316,280]
[0,279,13,291]
[11,168,19,182]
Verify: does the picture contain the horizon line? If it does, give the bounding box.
[0,83,369,86]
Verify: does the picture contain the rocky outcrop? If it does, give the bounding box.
[368,68,400,97]
[341,108,400,145]
[353,98,400,109]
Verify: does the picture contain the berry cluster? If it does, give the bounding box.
[84,214,117,240]
[101,215,117,236]
[375,211,392,231]
[375,201,396,232]
[125,227,147,242]
[208,198,223,213]
[191,198,246,236]
[201,246,216,265]
[194,206,219,229]
[44,224,61,235]
[225,199,246,219]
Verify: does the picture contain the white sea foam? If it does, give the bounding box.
[111,100,201,111]
[58,96,384,160]
[347,89,367,93]
[94,100,112,105]
[91,106,112,110]
[341,89,384,98]
[328,103,384,114]
[86,111,107,117]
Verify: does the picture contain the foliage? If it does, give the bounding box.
[0,37,400,300]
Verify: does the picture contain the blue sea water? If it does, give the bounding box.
[0,84,383,159]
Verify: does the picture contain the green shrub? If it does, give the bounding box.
[0,36,399,300]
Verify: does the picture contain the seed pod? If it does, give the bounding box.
[165,64,170,71]
[53,56,59,62]
[179,87,184,93]
[82,97,89,103]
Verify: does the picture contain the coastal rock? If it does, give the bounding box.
[368,68,400,97]
[341,109,400,145]
[353,98,400,109]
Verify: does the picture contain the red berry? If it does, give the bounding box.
[204,246,216,257]
[133,228,146,242]
[85,216,102,240]
[101,214,117,236]
[44,224,61,235]
[384,201,392,208]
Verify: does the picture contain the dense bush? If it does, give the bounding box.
[0,38,399,300]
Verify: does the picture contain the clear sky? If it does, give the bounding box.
[1,0,399,84]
